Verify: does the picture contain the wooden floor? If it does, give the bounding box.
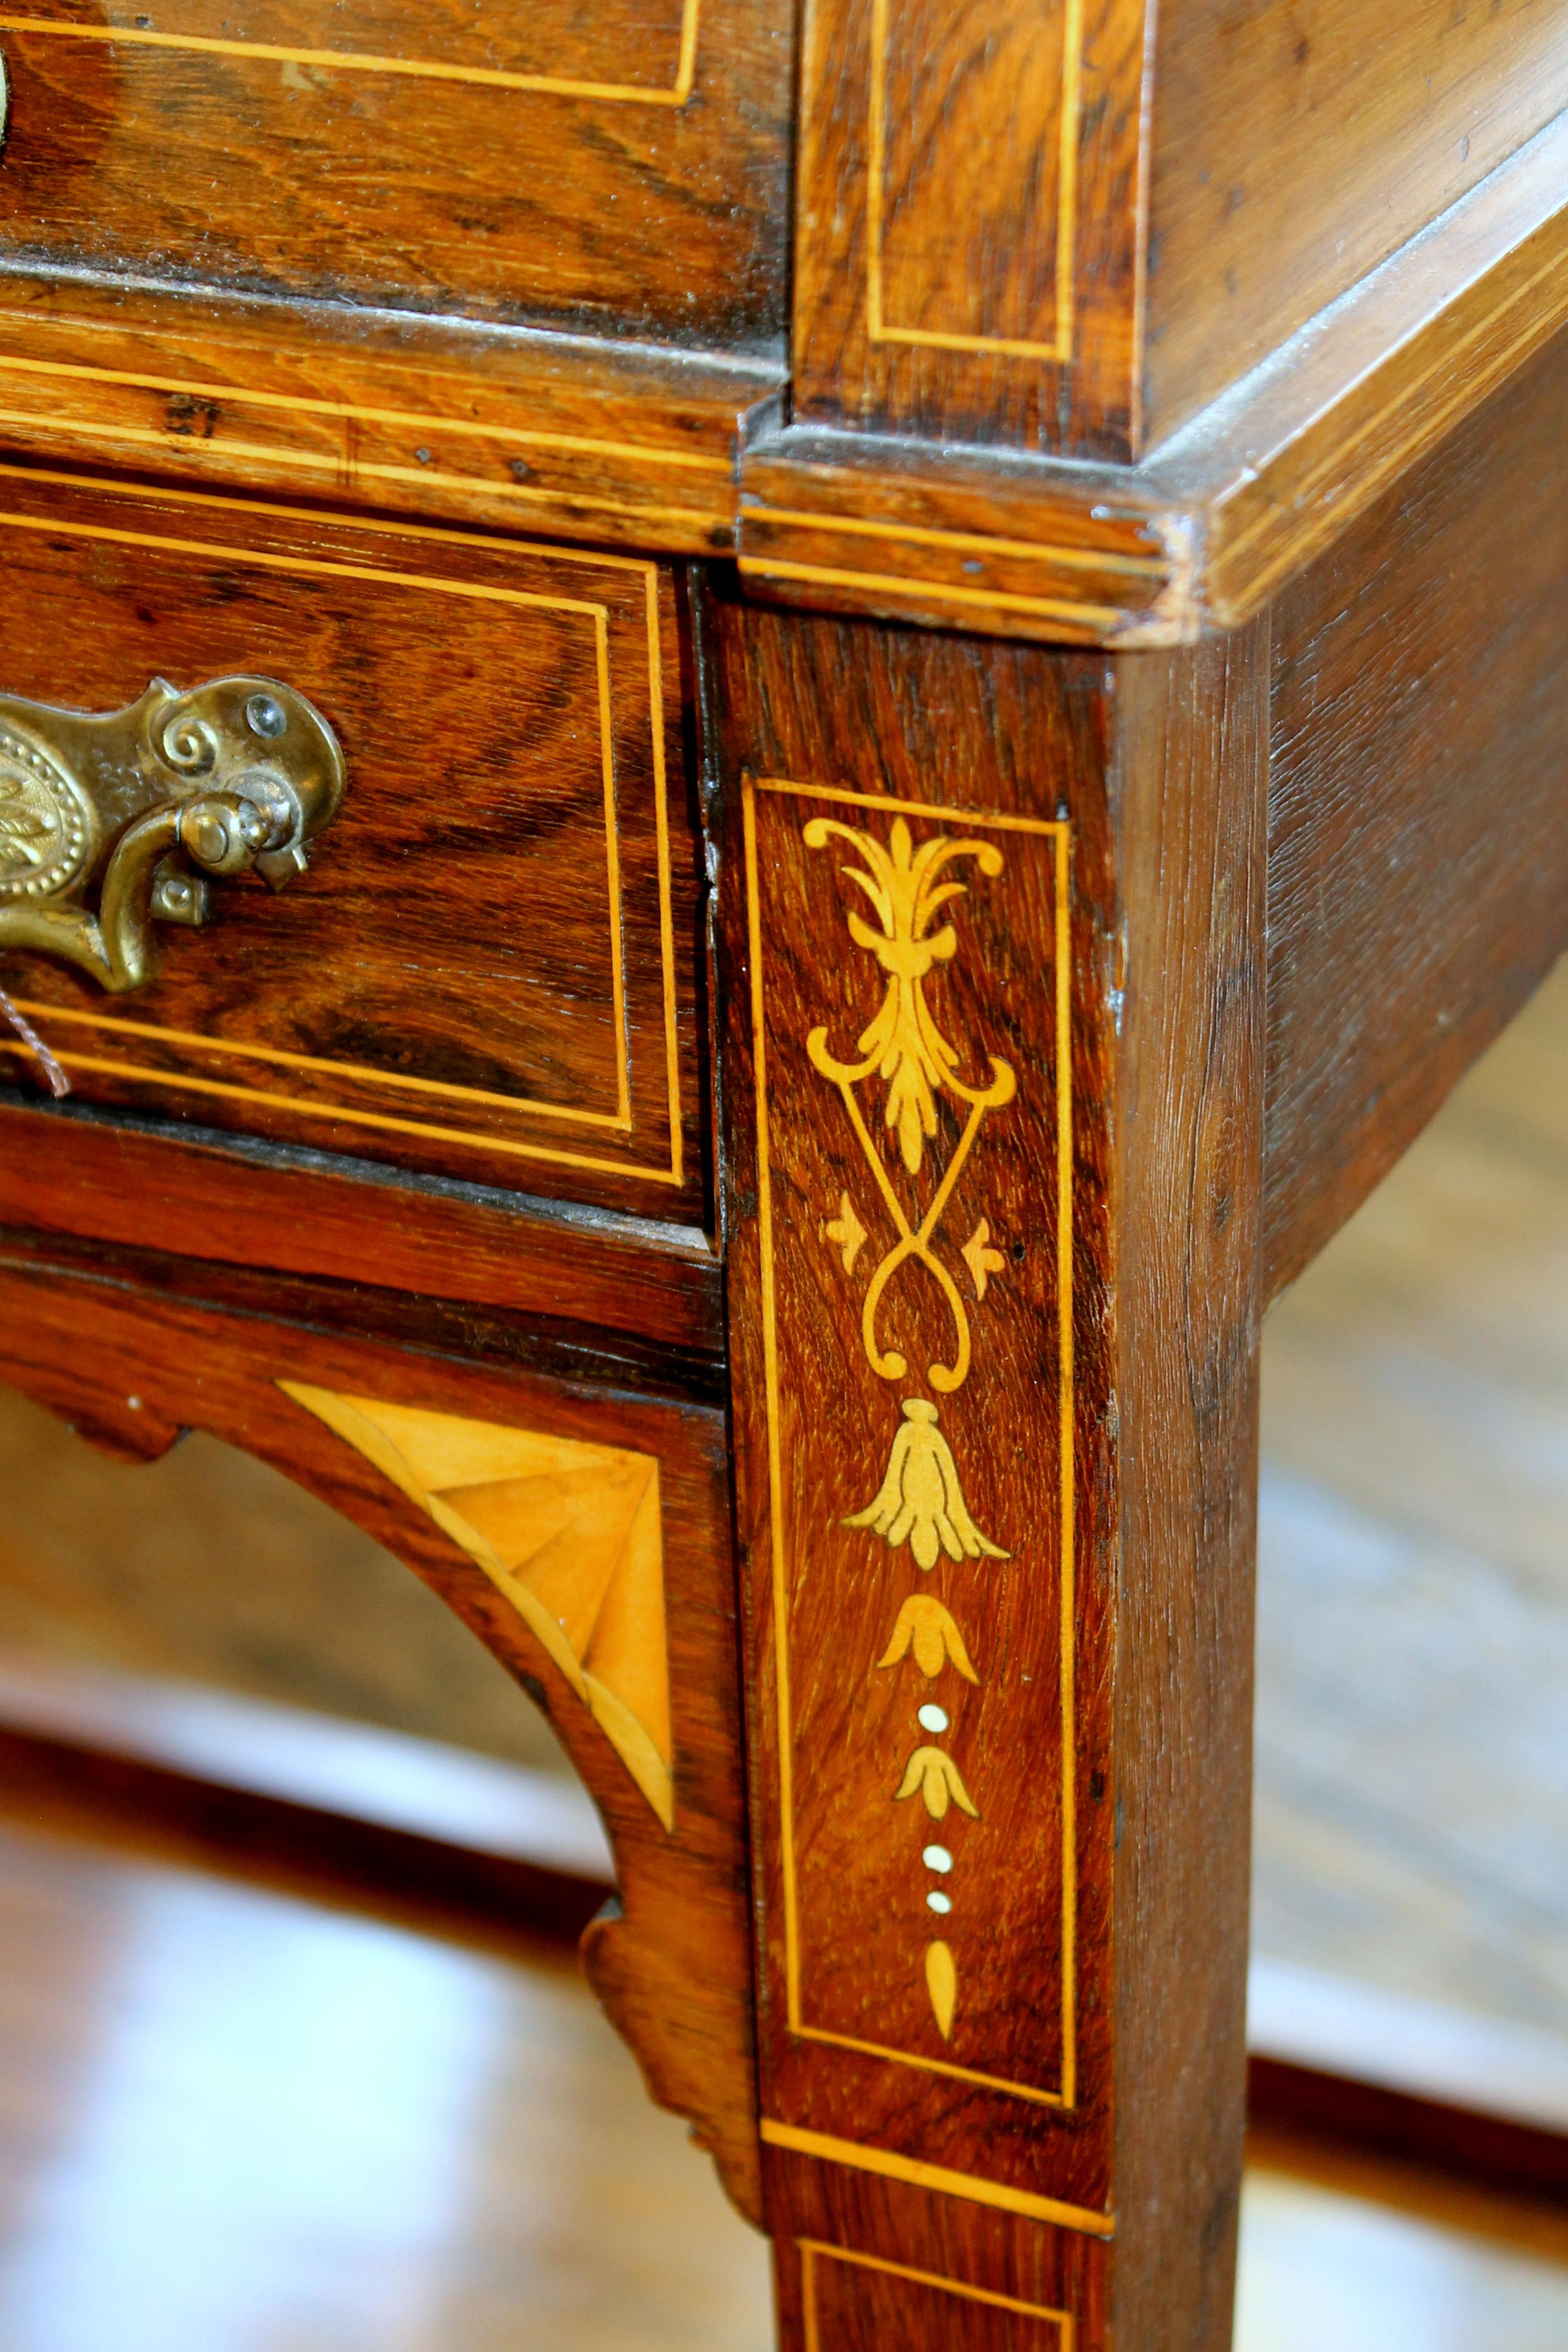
[0,1801,1562,2352]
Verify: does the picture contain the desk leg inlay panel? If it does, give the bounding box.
[735,770,1101,2192]
[709,594,1265,2350]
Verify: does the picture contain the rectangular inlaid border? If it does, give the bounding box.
[0,0,701,102]
[800,2239,1077,2345]
[744,774,1077,2108]
[865,0,1084,362]
[0,471,684,1188]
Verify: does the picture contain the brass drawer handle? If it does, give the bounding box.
[0,674,345,993]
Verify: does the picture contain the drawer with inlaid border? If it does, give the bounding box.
[0,0,791,353]
[0,467,704,1217]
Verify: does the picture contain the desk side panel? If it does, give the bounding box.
[1146,0,1568,448]
[1264,325,1568,1297]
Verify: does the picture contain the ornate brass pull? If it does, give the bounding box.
[0,675,346,993]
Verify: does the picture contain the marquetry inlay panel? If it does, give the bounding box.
[736,772,1113,2229]
[281,1384,675,1827]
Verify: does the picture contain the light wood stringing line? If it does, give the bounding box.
[0,354,737,473]
[0,408,728,537]
[745,776,1079,2111]
[799,2240,1074,2345]
[643,570,685,1190]
[0,997,630,1130]
[1053,820,1076,2104]
[1210,236,1568,617]
[760,2119,1114,2234]
[737,557,1126,630]
[0,0,702,103]
[745,504,1166,577]
[0,461,693,573]
[0,1041,683,1181]
[791,2023,1069,2106]
[865,0,1083,362]
[0,499,684,1181]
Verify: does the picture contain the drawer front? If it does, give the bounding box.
[0,469,704,1217]
[0,0,790,349]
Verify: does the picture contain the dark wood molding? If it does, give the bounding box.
[6,114,1568,646]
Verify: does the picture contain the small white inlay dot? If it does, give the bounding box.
[926,1891,952,1914]
[922,1845,953,1874]
[917,1703,950,1734]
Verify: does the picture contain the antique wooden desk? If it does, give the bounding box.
[0,4,1565,2344]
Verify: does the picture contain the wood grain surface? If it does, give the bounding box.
[0,0,792,352]
[0,469,705,1216]
[792,0,1147,457]
[1145,0,1568,448]
[0,1098,725,1345]
[1108,623,1268,2351]
[0,275,783,555]
[701,584,1266,2348]
[0,1244,762,2220]
[1263,324,1568,1296]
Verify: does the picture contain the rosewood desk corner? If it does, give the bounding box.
[0,4,1565,2345]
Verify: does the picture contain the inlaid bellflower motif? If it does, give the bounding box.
[845,1398,1008,1570]
[877,1593,979,1681]
[895,1744,979,1821]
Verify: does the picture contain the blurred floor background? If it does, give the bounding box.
[0,961,1565,2345]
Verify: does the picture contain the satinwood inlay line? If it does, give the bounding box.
[0,0,703,104]
[799,2237,1076,2343]
[0,492,685,1186]
[761,2120,1113,2233]
[865,0,1084,363]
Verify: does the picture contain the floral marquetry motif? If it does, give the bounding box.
[804,812,1017,1396]
[845,1398,1006,1570]
[734,771,1113,2236]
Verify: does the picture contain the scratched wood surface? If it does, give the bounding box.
[0,0,793,352]
[0,469,704,1217]
[1144,0,1568,448]
[0,279,780,557]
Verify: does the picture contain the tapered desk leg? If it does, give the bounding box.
[704,590,1268,2351]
